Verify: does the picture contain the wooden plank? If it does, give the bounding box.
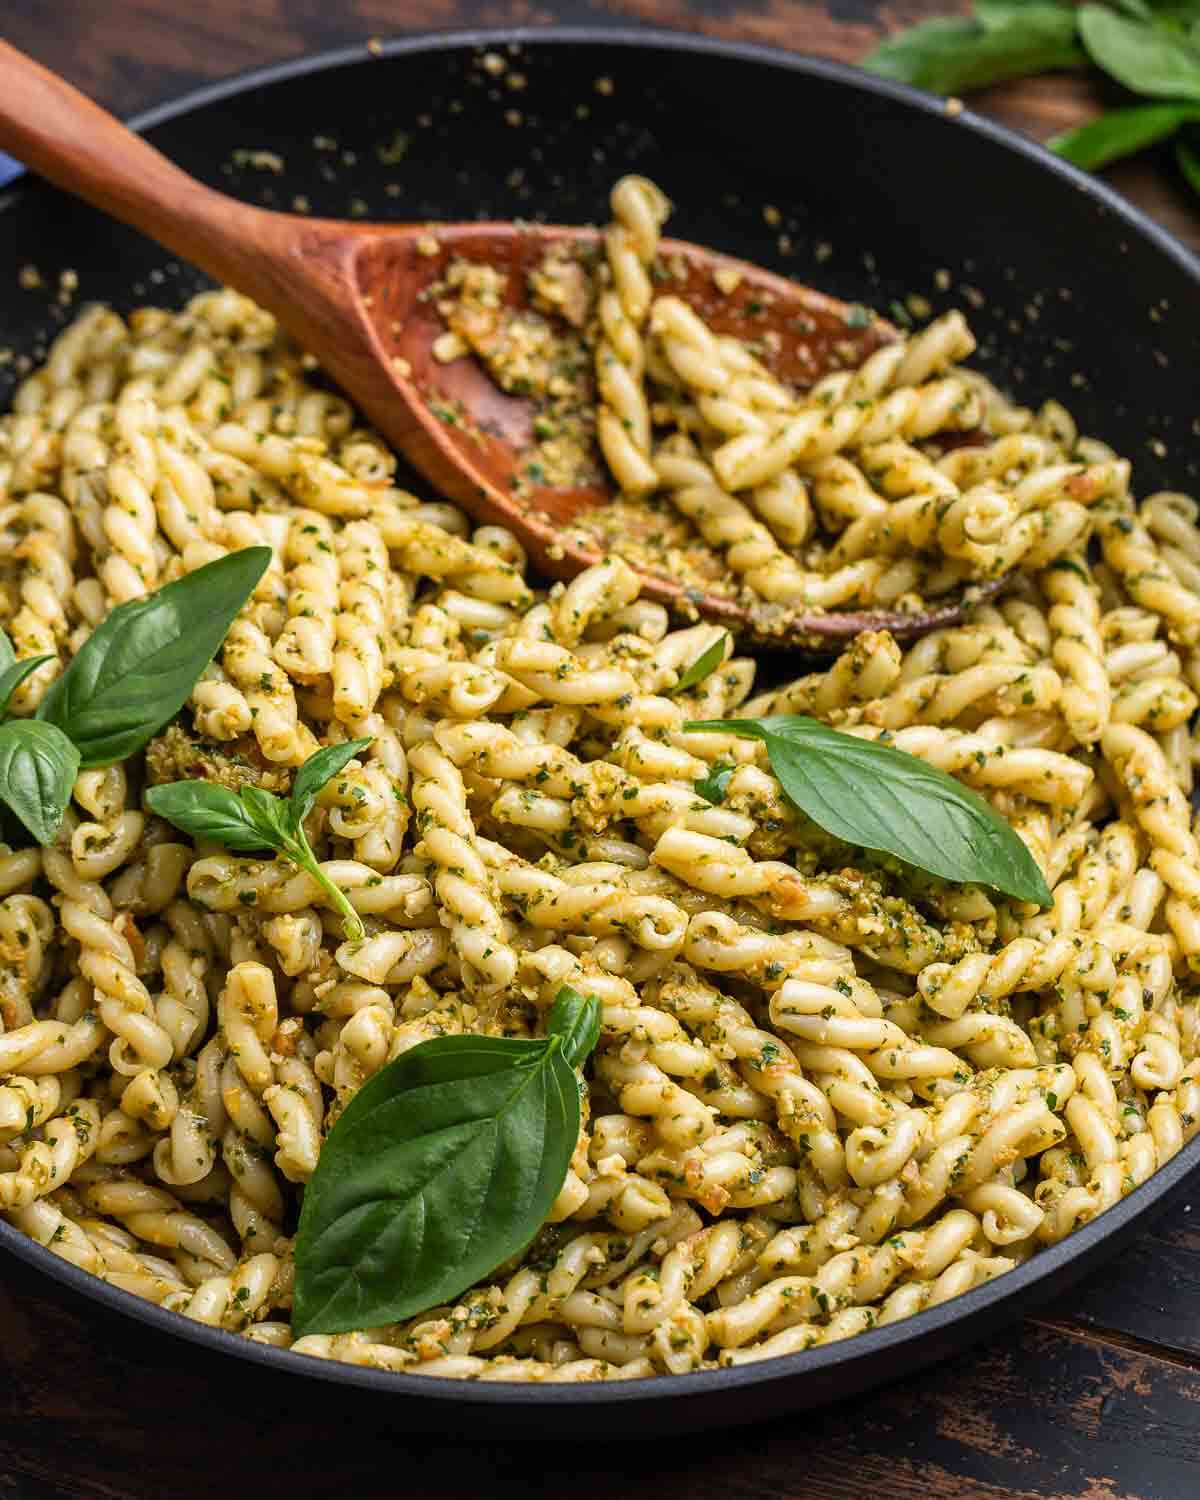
[1,1247,1199,1500]
[1054,1193,1200,1362]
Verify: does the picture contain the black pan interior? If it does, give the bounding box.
[0,27,1198,1435]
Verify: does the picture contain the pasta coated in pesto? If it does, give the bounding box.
[0,180,1198,1384]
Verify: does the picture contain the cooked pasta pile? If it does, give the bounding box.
[1,180,1199,1384]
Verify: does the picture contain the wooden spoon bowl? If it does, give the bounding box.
[0,39,1001,647]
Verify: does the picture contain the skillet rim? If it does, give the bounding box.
[0,22,1197,1413]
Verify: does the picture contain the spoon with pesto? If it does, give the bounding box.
[0,39,1002,647]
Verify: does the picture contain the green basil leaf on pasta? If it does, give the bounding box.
[669,633,730,696]
[547,985,602,1069]
[0,655,55,721]
[0,720,81,847]
[240,785,297,847]
[292,1031,580,1335]
[146,757,367,942]
[863,12,1084,95]
[145,780,277,853]
[0,630,15,673]
[290,736,373,827]
[1049,101,1200,168]
[684,715,1051,905]
[694,761,735,805]
[37,547,271,768]
[1078,5,1200,99]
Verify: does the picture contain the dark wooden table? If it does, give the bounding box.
[3,4,1199,1497]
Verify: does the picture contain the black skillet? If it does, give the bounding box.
[0,26,1197,1437]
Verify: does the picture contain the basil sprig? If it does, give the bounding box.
[146,738,373,941]
[39,547,271,768]
[685,715,1051,905]
[292,985,603,1337]
[0,549,270,848]
[669,632,730,696]
[864,0,1200,202]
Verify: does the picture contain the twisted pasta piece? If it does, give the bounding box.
[409,741,517,999]
[273,509,339,682]
[1041,555,1109,745]
[595,176,670,494]
[1101,723,1200,966]
[1099,502,1200,646]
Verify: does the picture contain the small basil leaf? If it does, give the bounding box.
[0,630,15,672]
[669,633,730,696]
[0,720,81,847]
[0,655,55,721]
[684,716,1051,906]
[1049,101,1200,168]
[547,985,602,1069]
[240,785,295,847]
[145,780,277,853]
[290,736,373,827]
[1078,5,1200,100]
[863,13,1084,95]
[38,547,271,768]
[694,761,735,806]
[1177,131,1200,191]
[292,1033,579,1335]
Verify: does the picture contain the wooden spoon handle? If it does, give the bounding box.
[0,39,299,303]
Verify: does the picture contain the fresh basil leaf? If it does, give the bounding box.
[0,655,55,721]
[0,630,14,672]
[694,761,735,806]
[863,12,1085,95]
[670,633,730,697]
[292,1032,579,1335]
[684,716,1051,905]
[38,547,271,768]
[547,985,602,1069]
[1177,129,1200,189]
[240,785,296,847]
[975,0,1071,28]
[0,720,81,847]
[1078,5,1200,98]
[145,780,277,853]
[1049,100,1200,167]
[1107,0,1155,18]
[290,736,373,827]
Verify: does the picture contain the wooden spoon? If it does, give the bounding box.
[0,40,999,647]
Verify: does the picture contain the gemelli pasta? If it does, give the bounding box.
[0,177,1198,1384]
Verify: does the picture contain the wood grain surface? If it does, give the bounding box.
[1,4,1198,1499]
